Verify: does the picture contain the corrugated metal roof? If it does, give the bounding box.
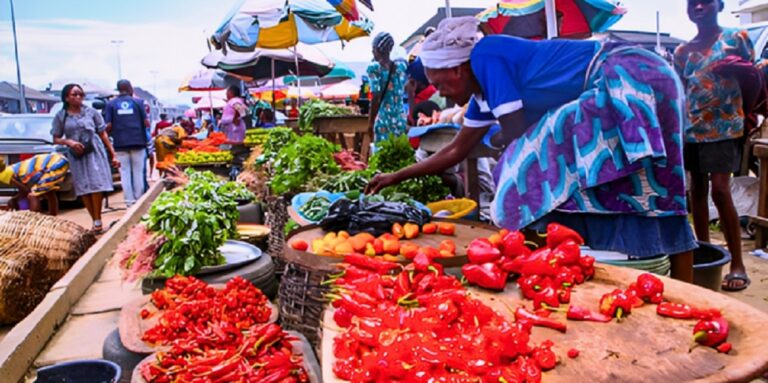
[0,81,58,102]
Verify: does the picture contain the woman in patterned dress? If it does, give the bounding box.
[367,17,698,282]
[675,0,754,291]
[367,32,408,143]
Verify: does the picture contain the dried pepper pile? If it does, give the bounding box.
[140,276,309,382]
[327,254,558,383]
[142,276,272,347]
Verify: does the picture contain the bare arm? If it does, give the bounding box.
[99,131,120,168]
[491,110,529,150]
[366,125,489,194]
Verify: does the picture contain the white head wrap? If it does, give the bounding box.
[420,16,481,69]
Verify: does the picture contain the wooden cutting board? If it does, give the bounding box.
[118,292,278,354]
[320,264,768,383]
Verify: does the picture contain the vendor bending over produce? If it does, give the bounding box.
[0,153,69,216]
[367,17,698,282]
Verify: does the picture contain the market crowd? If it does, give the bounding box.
[364,0,762,291]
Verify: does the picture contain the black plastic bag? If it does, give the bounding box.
[320,199,430,236]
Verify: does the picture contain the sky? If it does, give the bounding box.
[0,0,747,106]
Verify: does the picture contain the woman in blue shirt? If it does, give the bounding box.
[367,17,697,282]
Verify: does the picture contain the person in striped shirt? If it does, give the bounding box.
[0,153,69,216]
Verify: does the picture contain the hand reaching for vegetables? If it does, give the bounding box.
[365,172,400,195]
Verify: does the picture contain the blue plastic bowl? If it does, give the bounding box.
[36,359,121,383]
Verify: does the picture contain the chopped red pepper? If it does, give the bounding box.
[462,262,508,291]
[467,238,502,264]
[514,307,567,333]
[566,305,612,323]
[567,348,580,358]
[599,289,632,321]
[633,273,665,304]
[693,316,729,348]
[656,301,721,320]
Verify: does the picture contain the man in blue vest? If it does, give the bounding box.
[105,79,149,208]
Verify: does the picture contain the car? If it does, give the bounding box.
[0,113,76,201]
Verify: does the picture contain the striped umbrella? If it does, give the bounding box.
[211,0,374,52]
[477,0,625,39]
[326,0,359,21]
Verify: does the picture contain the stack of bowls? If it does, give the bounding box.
[583,247,671,276]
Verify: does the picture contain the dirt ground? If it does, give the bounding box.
[710,231,768,313]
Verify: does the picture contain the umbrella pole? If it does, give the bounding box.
[445,0,452,18]
[545,0,558,40]
[294,47,302,108]
[271,59,277,112]
[208,90,217,131]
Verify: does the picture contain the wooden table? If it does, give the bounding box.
[418,128,500,209]
[313,115,372,161]
[321,264,768,383]
[751,138,768,250]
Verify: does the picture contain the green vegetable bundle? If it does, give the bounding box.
[145,169,254,277]
[269,134,341,195]
[298,100,354,134]
[369,134,450,204]
[176,151,233,165]
[244,128,269,146]
[259,127,297,166]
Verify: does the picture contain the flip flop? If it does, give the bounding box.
[721,272,751,292]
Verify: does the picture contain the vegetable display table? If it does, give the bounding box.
[320,264,768,383]
[751,138,768,250]
[313,115,372,161]
[418,127,500,212]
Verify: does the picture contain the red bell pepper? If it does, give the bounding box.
[546,223,584,248]
[552,240,581,266]
[467,238,502,264]
[565,305,612,323]
[633,273,664,304]
[693,316,729,348]
[501,231,531,259]
[343,254,400,274]
[462,262,508,290]
[599,289,632,320]
[392,223,405,239]
[532,340,558,371]
[514,307,567,333]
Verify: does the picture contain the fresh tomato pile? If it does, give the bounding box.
[327,253,557,383]
[142,276,272,347]
[462,224,595,310]
[290,222,457,260]
[140,323,309,383]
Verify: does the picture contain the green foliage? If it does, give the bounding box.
[298,99,354,134]
[145,169,253,277]
[269,134,341,195]
[259,127,297,166]
[369,134,450,204]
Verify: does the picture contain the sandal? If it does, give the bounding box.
[721,272,751,292]
[91,225,104,236]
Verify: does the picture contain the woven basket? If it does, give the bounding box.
[265,195,290,276]
[0,211,95,283]
[0,236,48,324]
[278,227,339,347]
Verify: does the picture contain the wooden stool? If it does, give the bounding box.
[313,116,372,161]
[750,138,768,250]
[418,128,500,210]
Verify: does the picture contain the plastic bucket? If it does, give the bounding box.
[36,359,121,383]
[692,241,731,291]
[426,198,478,220]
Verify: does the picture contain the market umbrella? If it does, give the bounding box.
[283,60,355,86]
[201,43,334,81]
[477,0,625,39]
[184,108,197,118]
[325,0,360,21]
[320,80,359,100]
[210,0,374,52]
[178,69,244,92]
[194,96,227,110]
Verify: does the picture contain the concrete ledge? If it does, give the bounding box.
[0,182,164,382]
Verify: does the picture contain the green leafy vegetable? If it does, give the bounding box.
[298,100,355,134]
[269,134,341,195]
[145,169,253,277]
[259,127,297,166]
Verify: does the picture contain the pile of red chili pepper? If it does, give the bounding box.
[327,253,558,383]
[462,223,595,310]
[142,276,272,346]
[140,323,310,383]
[138,276,310,382]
